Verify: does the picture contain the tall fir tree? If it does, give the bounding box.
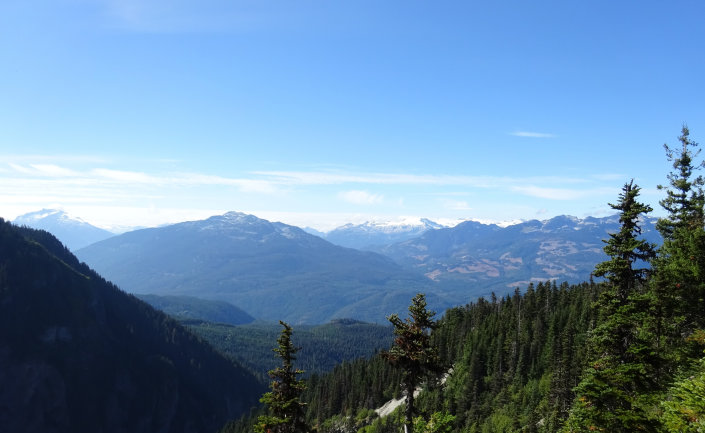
[383,293,443,433]
[563,180,658,433]
[656,125,705,238]
[652,125,705,364]
[256,321,309,433]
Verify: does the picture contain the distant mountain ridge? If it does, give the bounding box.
[13,209,113,251]
[323,218,446,250]
[77,212,434,324]
[75,211,664,324]
[379,214,661,293]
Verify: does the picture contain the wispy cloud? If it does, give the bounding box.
[5,163,616,198]
[5,163,281,193]
[338,190,384,205]
[8,163,83,177]
[512,185,617,200]
[91,168,155,183]
[441,199,472,211]
[510,131,557,138]
[31,164,82,177]
[253,170,588,188]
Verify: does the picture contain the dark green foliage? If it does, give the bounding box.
[593,181,656,294]
[383,293,444,432]
[652,126,705,363]
[661,351,705,432]
[564,181,658,432]
[437,282,598,432]
[186,319,393,382]
[0,219,262,433]
[303,354,403,425]
[256,321,308,433]
[656,125,705,239]
[303,281,599,433]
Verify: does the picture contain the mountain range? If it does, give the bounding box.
[76,212,434,324]
[380,215,661,293]
[321,218,446,250]
[23,209,663,324]
[13,209,114,251]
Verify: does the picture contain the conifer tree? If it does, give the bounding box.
[256,321,308,433]
[383,293,443,433]
[563,181,657,433]
[652,125,705,355]
[656,125,705,238]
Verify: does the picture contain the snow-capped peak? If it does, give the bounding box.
[334,217,445,233]
[12,208,114,251]
[14,209,89,226]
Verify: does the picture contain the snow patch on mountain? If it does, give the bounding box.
[324,217,447,250]
[13,209,114,251]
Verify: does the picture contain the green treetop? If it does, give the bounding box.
[383,293,444,433]
[256,321,308,433]
[594,180,656,304]
[657,125,705,238]
[653,126,705,361]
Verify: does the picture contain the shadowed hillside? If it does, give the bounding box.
[0,219,262,433]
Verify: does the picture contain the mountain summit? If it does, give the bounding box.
[13,209,113,251]
[324,217,446,250]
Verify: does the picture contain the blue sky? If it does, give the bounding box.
[2,0,705,231]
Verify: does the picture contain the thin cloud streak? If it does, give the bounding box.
[5,163,280,194]
[510,131,557,138]
[252,170,591,188]
[3,162,620,201]
[440,199,472,211]
[511,185,618,200]
[338,190,384,205]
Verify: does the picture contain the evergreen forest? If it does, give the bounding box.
[225,126,705,433]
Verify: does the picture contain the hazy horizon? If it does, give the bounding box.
[2,1,703,231]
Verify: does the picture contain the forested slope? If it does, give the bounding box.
[0,219,263,433]
[187,319,393,381]
[297,281,599,433]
